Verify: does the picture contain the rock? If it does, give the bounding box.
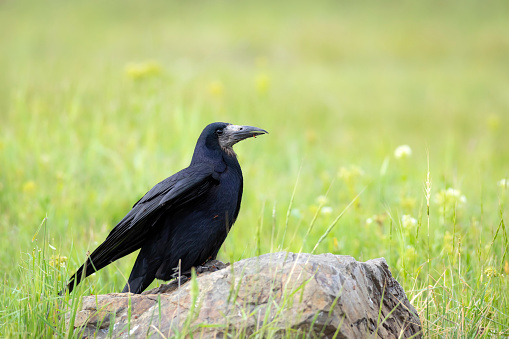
[141,259,229,295]
[73,252,421,338]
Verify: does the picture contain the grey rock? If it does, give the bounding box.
[73,252,421,338]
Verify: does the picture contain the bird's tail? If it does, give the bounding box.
[62,256,98,295]
[121,254,157,294]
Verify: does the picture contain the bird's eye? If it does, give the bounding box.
[216,129,224,136]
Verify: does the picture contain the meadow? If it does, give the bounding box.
[0,0,508,337]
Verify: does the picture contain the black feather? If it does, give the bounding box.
[65,122,266,294]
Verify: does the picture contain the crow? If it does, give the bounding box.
[65,122,267,294]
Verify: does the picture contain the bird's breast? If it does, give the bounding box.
[205,166,240,218]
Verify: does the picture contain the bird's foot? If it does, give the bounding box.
[143,260,230,295]
[196,259,229,274]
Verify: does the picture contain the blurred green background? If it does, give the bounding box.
[1,0,508,336]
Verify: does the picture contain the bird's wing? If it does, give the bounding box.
[101,163,217,254]
[67,163,218,291]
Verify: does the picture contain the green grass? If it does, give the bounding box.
[1,0,508,337]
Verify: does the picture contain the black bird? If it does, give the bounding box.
[66,122,267,294]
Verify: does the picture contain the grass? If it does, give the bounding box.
[1,0,508,337]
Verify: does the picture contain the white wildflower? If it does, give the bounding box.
[321,206,333,215]
[290,208,302,219]
[435,187,467,220]
[338,165,364,181]
[435,188,466,205]
[498,179,508,188]
[401,215,417,229]
[317,195,328,204]
[446,188,467,204]
[366,217,373,225]
[394,145,412,159]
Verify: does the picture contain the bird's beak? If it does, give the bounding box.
[220,124,268,148]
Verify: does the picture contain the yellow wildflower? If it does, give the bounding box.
[22,181,36,193]
[487,114,500,132]
[400,196,416,210]
[49,255,68,268]
[306,129,317,143]
[484,266,502,278]
[255,73,270,94]
[208,81,224,97]
[443,231,454,255]
[125,61,162,80]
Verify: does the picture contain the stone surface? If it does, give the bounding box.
[73,252,422,338]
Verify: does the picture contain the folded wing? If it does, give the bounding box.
[66,163,218,293]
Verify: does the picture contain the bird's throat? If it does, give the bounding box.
[221,146,237,158]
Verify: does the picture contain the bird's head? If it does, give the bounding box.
[198,122,268,157]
